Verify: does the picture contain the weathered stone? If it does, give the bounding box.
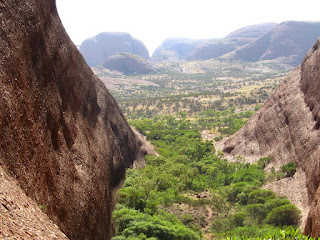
[218,38,320,237]
[0,0,144,239]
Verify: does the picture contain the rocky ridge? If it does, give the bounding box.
[0,0,145,239]
[224,21,320,66]
[218,38,320,237]
[152,23,276,61]
[188,23,277,61]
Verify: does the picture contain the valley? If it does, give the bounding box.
[97,59,308,239]
[2,1,320,239]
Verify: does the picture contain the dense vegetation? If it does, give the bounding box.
[98,58,310,239]
[111,116,307,240]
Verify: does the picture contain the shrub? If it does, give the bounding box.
[248,189,276,204]
[281,162,296,177]
[265,204,301,226]
[257,157,271,169]
[231,212,247,227]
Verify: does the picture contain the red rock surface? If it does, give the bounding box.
[218,39,320,237]
[0,0,144,239]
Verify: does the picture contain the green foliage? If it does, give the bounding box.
[265,204,301,226]
[280,162,297,177]
[256,156,271,169]
[226,225,313,240]
[114,116,304,240]
[248,189,276,204]
[245,204,266,223]
[231,212,247,227]
[112,206,200,240]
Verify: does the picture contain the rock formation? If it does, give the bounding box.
[218,38,320,237]
[225,22,277,39]
[224,21,320,67]
[0,0,144,239]
[103,52,155,75]
[152,23,276,61]
[152,38,206,61]
[79,32,150,66]
[188,23,277,61]
[187,38,251,61]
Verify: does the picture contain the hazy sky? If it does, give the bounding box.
[56,0,320,55]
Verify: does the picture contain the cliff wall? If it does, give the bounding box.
[218,39,320,237]
[0,0,144,239]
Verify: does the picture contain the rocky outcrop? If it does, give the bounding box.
[0,1,144,239]
[79,32,150,66]
[218,38,320,237]
[103,52,155,75]
[225,21,320,67]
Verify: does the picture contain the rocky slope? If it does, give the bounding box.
[152,23,276,61]
[152,38,206,61]
[103,52,155,75]
[80,32,150,66]
[224,21,320,67]
[218,38,320,237]
[0,0,145,239]
[0,165,69,239]
[188,23,277,61]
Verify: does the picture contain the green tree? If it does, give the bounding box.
[265,204,301,226]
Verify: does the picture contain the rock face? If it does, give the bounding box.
[226,21,320,67]
[0,166,69,239]
[79,32,150,66]
[218,38,320,237]
[0,1,144,239]
[103,52,155,75]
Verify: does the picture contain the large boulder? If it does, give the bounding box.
[0,0,144,239]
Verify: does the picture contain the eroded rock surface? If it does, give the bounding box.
[218,39,320,237]
[0,0,144,239]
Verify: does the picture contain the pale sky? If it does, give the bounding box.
[56,0,320,55]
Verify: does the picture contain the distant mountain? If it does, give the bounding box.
[102,52,155,75]
[225,22,278,39]
[152,38,206,61]
[79,32,150,66]
[224,21,320,66]
[188,23,277,61]
[152,23,277,61]
[187,38,251,61]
